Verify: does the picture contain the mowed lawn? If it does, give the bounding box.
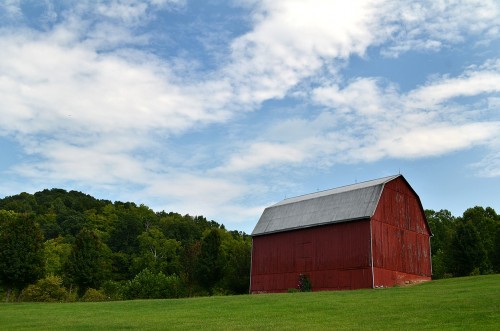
[0,274,498,330]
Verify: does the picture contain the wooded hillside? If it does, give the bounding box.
[0,189,250,301]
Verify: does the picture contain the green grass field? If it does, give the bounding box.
[1,274,498,330]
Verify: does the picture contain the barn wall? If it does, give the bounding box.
[251,220,372,293]
[371,177,432,287]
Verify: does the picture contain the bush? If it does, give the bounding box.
[22,275,68,302]
[298,274,312,292]
[469,267,481,276]
[125,269,186,299]
[81,288,107,302]
[101,280,126,301]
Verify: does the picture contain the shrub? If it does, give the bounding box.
[101,280,126,301]
[125,269,186,300]
[298,274,312,292]
[22,275,68,302]
[81,288,107,302]
[469,267,481,276]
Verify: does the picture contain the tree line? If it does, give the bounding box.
[0,189,498,302]
[426,207,500,278]
[0,189,250,302]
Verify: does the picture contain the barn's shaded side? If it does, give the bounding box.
[250,175,432,293]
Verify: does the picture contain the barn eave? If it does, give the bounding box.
[251,216,371,237]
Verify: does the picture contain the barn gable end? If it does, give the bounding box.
[371,176,432,286]
[250,175,432,293]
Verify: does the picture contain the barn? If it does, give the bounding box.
[250,174,432,293]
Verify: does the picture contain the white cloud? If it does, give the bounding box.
[218,142,306,173]
[96,1,149,23]
[139,172,269,228]
[380,0,500,57]
[471,150,500,178]
[370,123,499,160]
[225,0,384,105]
[233,58,500,169]
[406,62,500,110]
[1,0,500,230]
[0,30,223,138]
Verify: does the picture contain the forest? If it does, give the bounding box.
[0,189,250,302]
[0,188,499,302]
[425,207,500,279]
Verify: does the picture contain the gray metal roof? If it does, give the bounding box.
[252,175,400,236]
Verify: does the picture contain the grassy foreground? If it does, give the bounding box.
[0,274,498,330]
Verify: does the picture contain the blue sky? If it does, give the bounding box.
[0,0,499,233]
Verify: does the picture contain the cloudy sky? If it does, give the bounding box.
[1,0,499,233]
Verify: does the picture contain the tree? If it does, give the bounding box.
[107,206,143,255]
[0,211,45,301]
[449,221,487,276]
[462,206,499,273]
[57,211,88,237]
[195,229,223,293]
[65,228,111,295]
[425,209,456,278]
[180,240,201,296]
[133,227,181,275]
[159,212,202,246]
[221,236,251,294]
[0,192,37,213]
[493,227,500,273]
[44,236,71,276]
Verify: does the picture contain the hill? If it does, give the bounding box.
[0,189,251,298]
[0,274,498,330]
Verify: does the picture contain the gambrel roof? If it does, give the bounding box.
[252,175,400,236]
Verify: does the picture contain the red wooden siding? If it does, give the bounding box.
[371,177,432,286]
[250,175,432,293]
[251,220,372,293]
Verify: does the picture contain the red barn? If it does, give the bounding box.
[250,175,432,293]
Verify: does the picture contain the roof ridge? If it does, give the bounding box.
[273,174,400,207]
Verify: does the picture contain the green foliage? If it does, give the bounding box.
[0,189,253,300]
[81,288,108,302]
[21,275,68,302]
[220,235,251,294]
[0,211,45,301]
[493,227,500,273]
[125,269,185,299]
[110,252,133,282]
[179,241,201,296]
[44,236,71,276]
[426,207,500,278]
[107,206,143,255]
[133,227,181,275]
[450,221,487,276]
[57,211,88,237]
[101,280,126,301]
[461,206,499,273]
[65,228,112,295]
[0,192,37,213]
[429,249,447,279]
[196,229,223,293]
[298,274,312,292]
